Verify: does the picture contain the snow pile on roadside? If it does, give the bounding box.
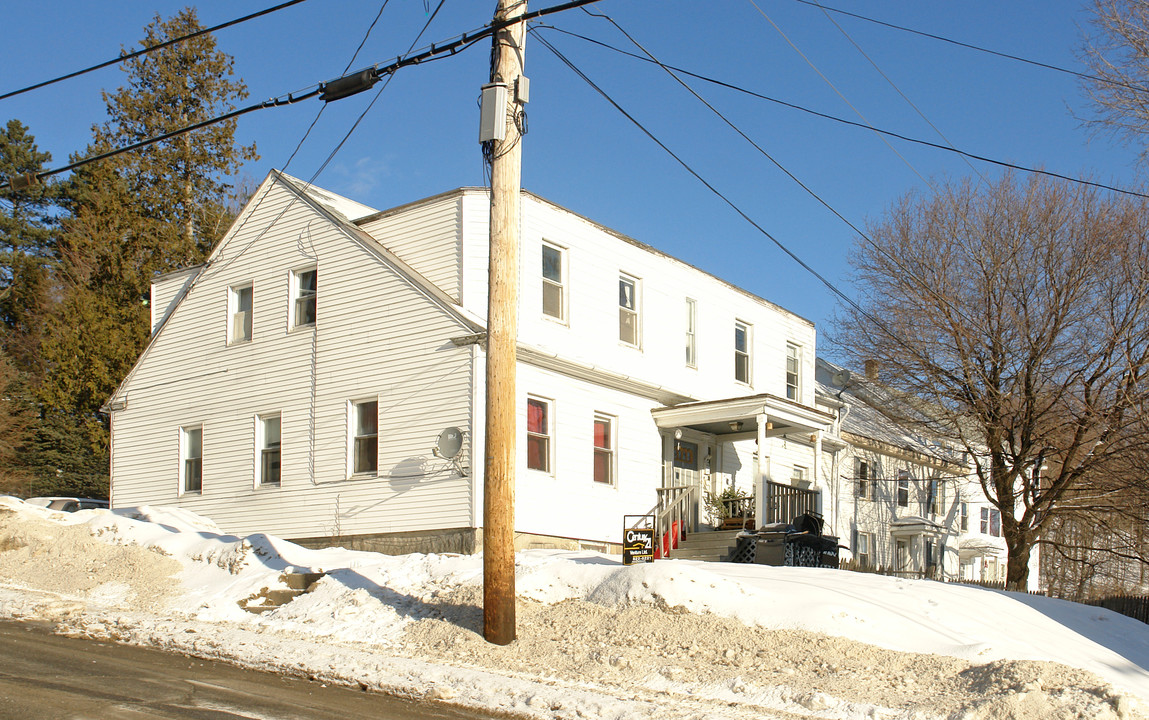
[1,496,1148,720]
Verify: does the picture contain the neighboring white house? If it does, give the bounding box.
[813,358,1021,585]
[106,170,834,554]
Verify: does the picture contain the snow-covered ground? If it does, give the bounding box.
[2,496,1148,720]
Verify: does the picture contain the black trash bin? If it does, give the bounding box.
[753,532,789,566]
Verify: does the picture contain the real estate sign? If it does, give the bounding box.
[622,526,654,565]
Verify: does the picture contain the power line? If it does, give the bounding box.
[565,12,1005,396]
[0,0,312,102]
[540,26,1149,201]
[791,0,1149,96]
[746,0,934,190]
[531,29,892,338]
[1,0,606,193]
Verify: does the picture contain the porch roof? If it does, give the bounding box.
[651,393,835,438]
[890,516,944,537]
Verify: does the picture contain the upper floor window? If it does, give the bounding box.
[981,507,1002,537]
[897,470,910,507]
[542,243,565,321]
[259,414,281,486]
[181,425,203,494]
[786,343,801,400]
[734,321,751,384]
[292,268,317,328]
[229,284,253,344]
[619,274,640,346]
[960,501,969,531]
[351,400,378,475]
[593,414,615,485]
[527,397,552,472]
[927,479,943,516]
[685,298,697,368]
[854,459,870,500]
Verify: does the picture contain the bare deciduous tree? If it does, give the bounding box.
[833,172,1149,591]
[1080,0,1149,163]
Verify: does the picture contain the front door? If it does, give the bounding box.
[673,439,700,526]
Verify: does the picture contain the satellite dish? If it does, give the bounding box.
[436,427,464,459]
[831,369,852,388]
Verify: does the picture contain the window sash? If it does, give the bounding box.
[542,245,563,319]
[260,415,281,485]
[352,401,378,474]
[734,323,750,383]
[619,276,638,345]
[295,270,317,327]
[685,298,696,367]
[786,344,800,400]
[593,416,613,484]
[527,398,551,472]
[183,427,202,493]
[855,460,869,499]
[897,473,909,507]
[231,285,253,343]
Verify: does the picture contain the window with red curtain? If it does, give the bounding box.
[527,398,550,472]
[593,415,613,484]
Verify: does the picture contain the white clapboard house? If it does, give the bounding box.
[106,170,836,555]
[812,358,1013,584]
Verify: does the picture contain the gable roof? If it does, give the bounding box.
[103,170,482,412]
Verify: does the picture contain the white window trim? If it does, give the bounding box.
[290,266,317,331]
[593,412,617,486]
[786,342,801,401]
[734,320,752,385]
[685,298,697,368]
[178,424,203,496]
[227,282,253,345]
[348,398,379,478]
[526,395,554,475]
[256,413,282,488]
[618,273,641,349]
[541,241,568,324]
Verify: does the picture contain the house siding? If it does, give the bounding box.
[356,192,462,302]
[111,176,475,540]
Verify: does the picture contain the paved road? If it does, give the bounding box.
[0,621,502,720]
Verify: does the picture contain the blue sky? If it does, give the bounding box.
[2,1,1143,355]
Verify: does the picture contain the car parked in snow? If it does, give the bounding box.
[24,497,109,512]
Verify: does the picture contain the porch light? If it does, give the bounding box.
[729,421,743,432]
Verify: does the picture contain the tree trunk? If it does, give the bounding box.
[1005,532,1032,592]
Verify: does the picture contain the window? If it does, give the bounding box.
[791,465,808,488]
[960,502,969,531]
[786,343,801,400]
[897,470,910,507]
[856,531,871,567]
[981,507,1002,537]
[734,321,751,383]
[685,298,697,367]
[527,397,551,472]
[181,426,203,494]
[542,243,565,320]
[351,400,378,474]
[293,268,317,328]
[619,274,639,346]
[229,284,253,344]
[928,479,943,516]
[259,414,281,486]
[854,459,870,500]
[593,414,614,484]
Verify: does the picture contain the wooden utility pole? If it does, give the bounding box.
[484,0,526,646]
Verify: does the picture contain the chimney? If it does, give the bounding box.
[864,359,880,380]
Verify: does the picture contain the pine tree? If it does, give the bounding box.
[32,9,258,496]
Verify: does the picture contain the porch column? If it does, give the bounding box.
[812,432,822,515]
[661,431,674,488]
[754,413,768,528]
